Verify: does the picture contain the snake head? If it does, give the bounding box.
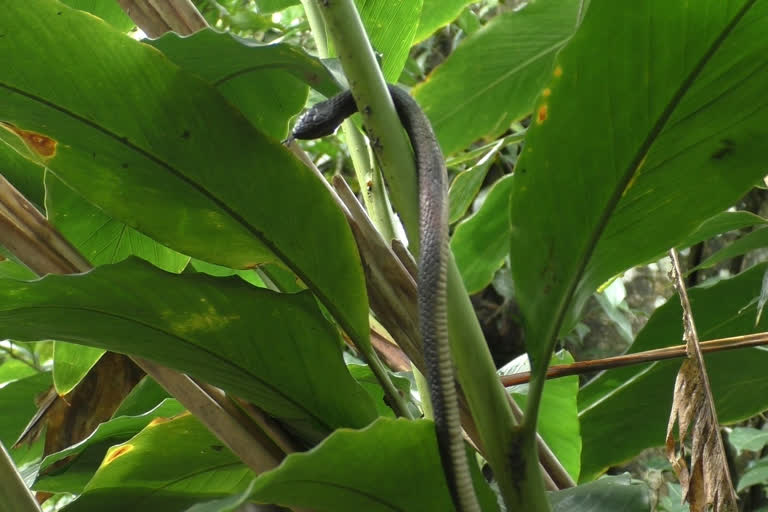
[290,91,357,140]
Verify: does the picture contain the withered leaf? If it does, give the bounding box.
[666,250,737,512]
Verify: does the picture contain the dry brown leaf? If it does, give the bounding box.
[665,250,737,512]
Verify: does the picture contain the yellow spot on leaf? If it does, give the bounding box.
[0,123,57,158]
[148,416,173,427]
[104,444,133,465]
[554,66,563,78]
[536,104,548,124]
[542,88,551,98]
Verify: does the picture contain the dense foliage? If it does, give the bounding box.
[2,0,768,511]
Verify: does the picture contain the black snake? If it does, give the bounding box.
[291,84,480,512]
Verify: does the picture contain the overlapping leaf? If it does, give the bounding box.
[0,0,370,350]
[62,414,254,511]
[0,258,377,439]
[414,0,583,154]
[354,0,422,81]
[452,174,513,293]
[579,263,768,481]
[150,29,340,138]
[510,0,768,374]
[249,418,499,512]
[34,399,185,494]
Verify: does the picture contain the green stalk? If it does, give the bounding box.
[311,0,419,245]
[313,0,540,509]
[343,123,396,240]
[0,443,41,512]
[300,0,395,240]
[300,0,328,55]
[301,0,410,419]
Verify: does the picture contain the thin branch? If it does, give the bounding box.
[0,343,41,372]
[501,331,768,387]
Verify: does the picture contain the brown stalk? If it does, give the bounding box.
[116,0,206,38]
[666,248,737,511]
[501,331,768,387]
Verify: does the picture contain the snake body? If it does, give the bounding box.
[291,85,480,512]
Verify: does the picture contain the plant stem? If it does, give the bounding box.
[301,0,396,240]
[0,443,41,512]
[300,0,328,55]
[347,128,397,240]
[315,0,528,508]
[302,0,411,419]
[312,0,419,244]
[446,259,532,507]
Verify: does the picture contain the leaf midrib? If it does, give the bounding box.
[544,0,760,361]
[0,78,360,346]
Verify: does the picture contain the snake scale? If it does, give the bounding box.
[290,84,481,512]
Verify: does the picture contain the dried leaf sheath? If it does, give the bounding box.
[665,249,737,512]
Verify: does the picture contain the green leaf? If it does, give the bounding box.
[510,1,768,374]
[728,427,768,455]
[45,173,190,273]
[447,139,501,223]
[0,372,51,464]
[347,364,412,419]
[452,174,513,294]
[111,376,170,418]
[35,399,185,494]
[254,0,299,14]
[354,0,422,81]
[62,414,254,511]
[676,211,768,249]
[0,143,44,208]
[0,0,370,351]
[414,0,582,154]
[505,351,582,481]
[738,456,768,492]
[690,227,768,272]
[60,0,135,32]
[414,0,474,43]
[549,474,650,511]
[657,483,687,512]
[0,258,377,439]
[579,263,768,481]
[184,479,256,512]
[0,259,38,280]
[0,358,37,385]
[189,259,264,287]
[150,29,328,139]
[52,341,105,395]
[45,170,189,394]
[249,418,499,512]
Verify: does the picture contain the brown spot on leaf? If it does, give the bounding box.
[0,123,57,158]
[536,104,548,124]
[104,444,133,465]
